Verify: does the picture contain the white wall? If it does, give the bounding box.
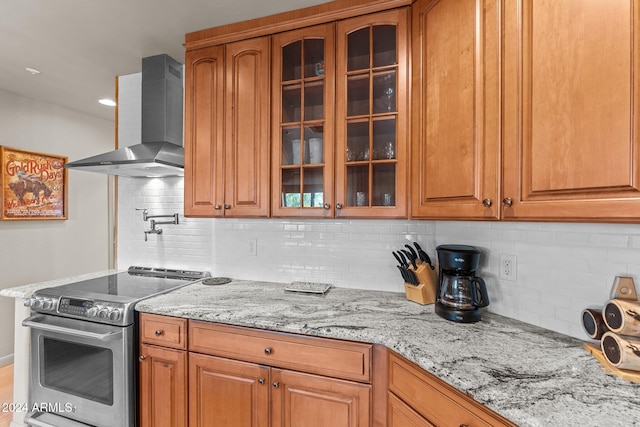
[117,177,640,340]
[0,90,113,365]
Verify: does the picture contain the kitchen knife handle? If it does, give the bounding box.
[404,244,418,260]
[396,251,409,267]
[401,250,417,270]
[393,252,404,267]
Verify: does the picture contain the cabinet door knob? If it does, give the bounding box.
[155,329,164,336]
[272,382,279,388]
[460,424,470,427]
[139,355,146,361]
[258,378,265,384]
[323,203,330,210]
[264,347,272,355]
[224,204,231,210]
[502,197,513,207]
[214,205,221,210]
[482,198,492,208]
[336,203,343,210]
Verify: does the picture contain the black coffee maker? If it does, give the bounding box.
[435,244,489,323]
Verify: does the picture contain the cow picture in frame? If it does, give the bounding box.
[0,146,68,220]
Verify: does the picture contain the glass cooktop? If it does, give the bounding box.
[45,272,189,300]
[36,267,210,303]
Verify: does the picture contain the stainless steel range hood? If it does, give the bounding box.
[65,54,184,178]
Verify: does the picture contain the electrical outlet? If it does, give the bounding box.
[248,238,257,256]
[500,254,517,281]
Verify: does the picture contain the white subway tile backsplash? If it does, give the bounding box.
[117,177,640,340]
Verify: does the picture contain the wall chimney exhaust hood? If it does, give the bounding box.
[65,54,184,178]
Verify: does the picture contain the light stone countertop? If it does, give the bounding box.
[135,279,640,427]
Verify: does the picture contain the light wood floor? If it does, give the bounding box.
[0,363,13,427]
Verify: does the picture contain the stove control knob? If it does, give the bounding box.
[32,299,43,309]
[23,298,34,308]
[86,307,99,318]
[42,299,53,310]
[108,310,122,321]
[97,308,109,319]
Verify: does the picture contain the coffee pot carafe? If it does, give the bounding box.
[435,245,489,323]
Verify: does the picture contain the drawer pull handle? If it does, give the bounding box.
[272,382,279,388]
[258,378,265,385]
[264,347,272,355]
[139,355,146,361]
[155,330,164,336]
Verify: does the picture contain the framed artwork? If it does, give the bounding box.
[0,146,68,220]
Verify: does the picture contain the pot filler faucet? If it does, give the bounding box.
[136,208,179,241]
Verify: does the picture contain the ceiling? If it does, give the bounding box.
[0,0,330,121]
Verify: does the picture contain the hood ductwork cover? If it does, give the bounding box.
[65,54,184,177]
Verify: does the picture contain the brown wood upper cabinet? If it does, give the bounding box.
[271,9,409,218]
[271,24,336,218]
[335,9,409,218]
[502,0,640,221]
[184,37,271,218]
[412,0,640,222]
[410,0,500,220]
[184,0,411,219]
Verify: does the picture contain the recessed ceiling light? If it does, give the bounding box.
[98,98,116,107]
[25,67,40,75]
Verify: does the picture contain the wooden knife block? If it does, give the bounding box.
[403,264,437,305]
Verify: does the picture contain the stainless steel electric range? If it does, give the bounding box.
[22,266,209,427]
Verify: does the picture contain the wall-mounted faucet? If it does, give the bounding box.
[136,209,180,241]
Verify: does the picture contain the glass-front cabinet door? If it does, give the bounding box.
[336,9,408,218]
[272,24,335,217]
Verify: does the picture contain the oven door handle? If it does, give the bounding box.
[22,315,123,342]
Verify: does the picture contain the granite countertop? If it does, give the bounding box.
[136,279,640,427]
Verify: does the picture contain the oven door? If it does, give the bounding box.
[23,314,134,427]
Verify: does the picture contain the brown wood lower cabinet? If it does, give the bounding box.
[139,314,515,427]
[189,321,372,427]
[189,353,269,427]
[139,314,373,427]
[388,351,515,427]
[138,343,188,427]
[189,354,371,427]
[271,368,371,427]
[388,393,434,427]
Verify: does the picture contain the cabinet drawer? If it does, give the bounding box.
[388,351,515,427]
[189,321,372,382]
[140,313,187,350]
[388,392,434,427]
